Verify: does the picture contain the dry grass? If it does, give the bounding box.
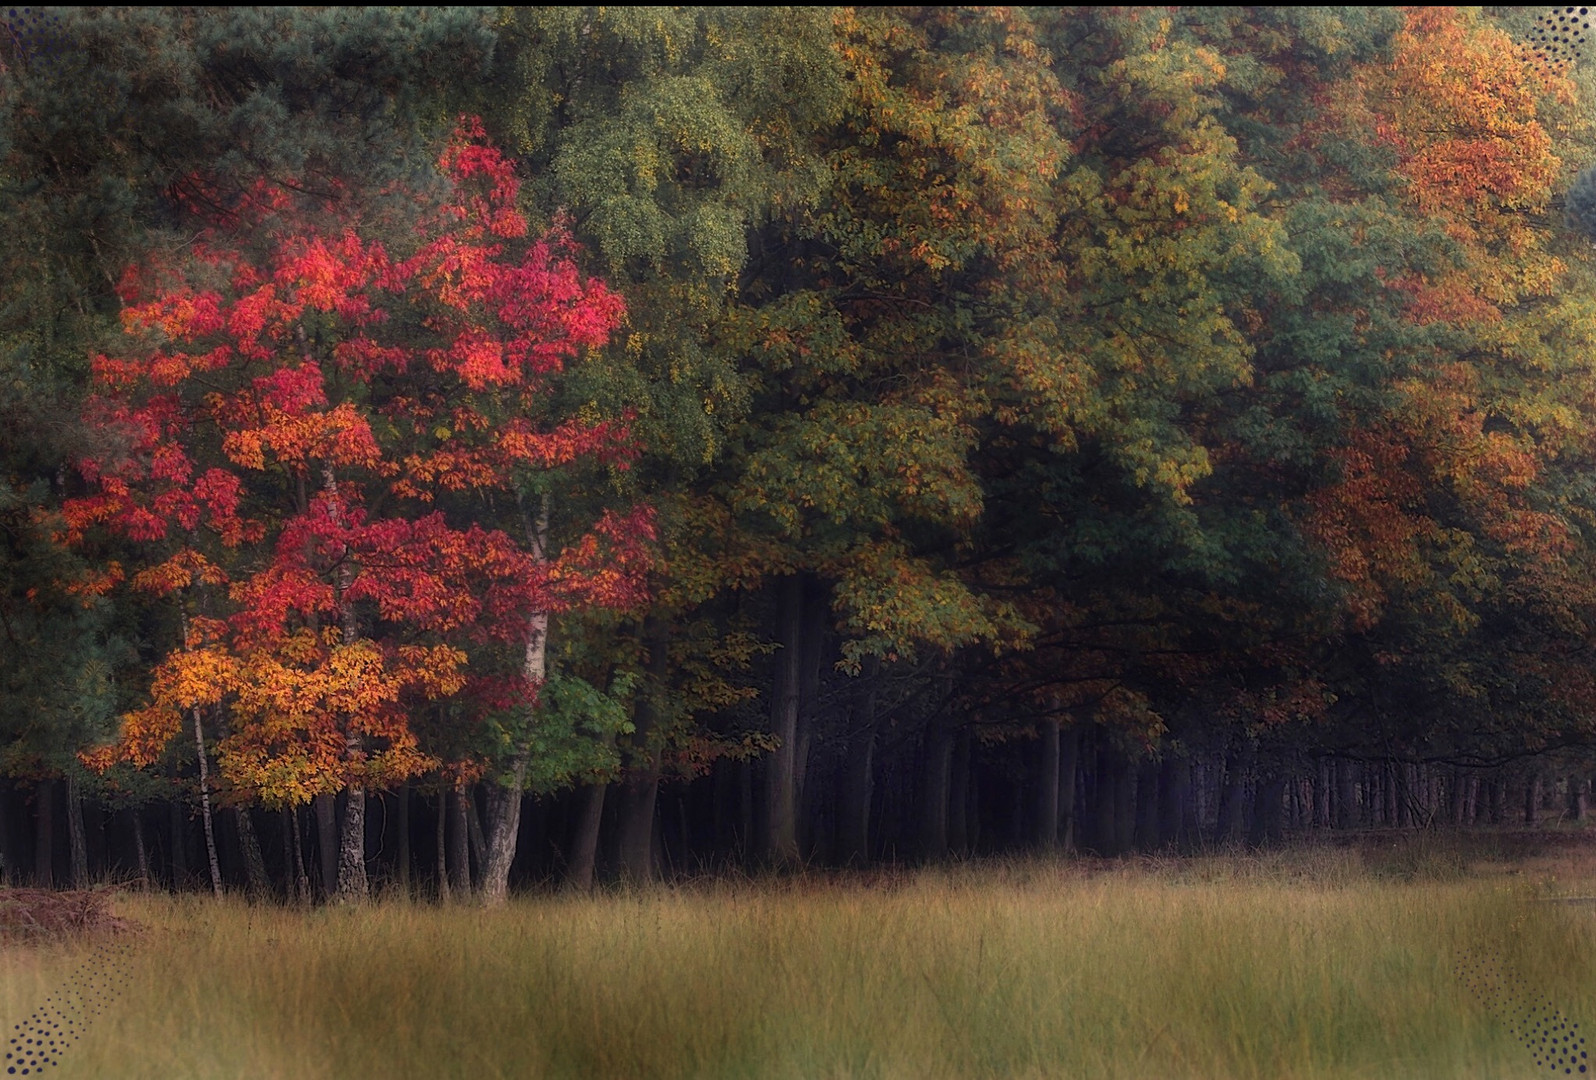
[4,833,1595,1078]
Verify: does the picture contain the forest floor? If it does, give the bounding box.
[2,831,1595,1078]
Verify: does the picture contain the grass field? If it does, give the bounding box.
[4,833,1596,1079]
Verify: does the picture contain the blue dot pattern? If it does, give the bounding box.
[3,941,133,1075]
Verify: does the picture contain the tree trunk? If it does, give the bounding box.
[335,786,367,902]
[190,708,223,898]
[838,663,877,866]
[1524,770,1541,826]
[33,779,52,888]
[480,495,550,907]
[396,782,412,895]
[66,775,88,889]
[1570,776,1588,823]
[564,781,606,893]
[948,729,971,857]
[131,809,150,891]
[1036,717,1061,851]
[1333,759,1356,829]
[1249,771,1286,846]
[1157,755,1191,851]
[1058,725,1080,852]
[465,788,488,875]
[1133,759,1160,851]
[1092,742,1131,856]
[434,791,450,903]
[618,617,668,884]
[449,788,471,895]
[918,721,954,862]
[764,574,804,868]
[287,807,310,905]
[1215,743,1249,845]
[314,792,338,900]
[234,807,269,898]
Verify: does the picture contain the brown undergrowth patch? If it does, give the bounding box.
[0,887,140,944]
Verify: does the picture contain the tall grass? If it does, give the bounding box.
[4,839,1594,1078]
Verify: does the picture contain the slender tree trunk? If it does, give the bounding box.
[449,788,471,895]
[1333,759,1356,829]
[434,791,450,903]
[1215,744,1249,845]
[66,775,88,889]
[838,663,877,866]
[1249,771,1286,846]
[480,495,549,906]
[286,807,310,905]
[564,781,606,893]
[1524,770,1541,826]
[764,574,804,868]
[314,792,338,900]
[1157,755,1190,851]
[793,578,826,857]
[1037,717,1061,851]
[131,809,150,891]
[1058,725,1080,852]
[465,788,488,876]
[190,708,223,898]
[948,729,971,857]
[618,617,669,884]
[396,782,412,896]
[1570,776,1588,823]
[33,779,52,888]
[234,807,269,898]
[919,720,954,862]
[1134,759,1160,851]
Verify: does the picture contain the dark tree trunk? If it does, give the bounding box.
[1215,744,1249,845]
[1036,718,1061,851]
[1333,759,1356,829]
[314,792,337,900]
[34,779,53,888]
[764,574,804,868]
[1249,771,1286,846]
[1058,725,1080,852]
[1570,776,1588,823]
[434,792,450,902]
[131,809,150,891]
[918,721,954,862]
[618,616,669,883]
[65,776,88,888]
[1524,770,1541,826]
[564,781,606,893]
[234,807,270,898]
[1133,759,1160,851]
[286,807,310,905]
[1092,743,1132,856]
[1487,777,1504,824]
[396,782,412,895]
[838,664,877,866]
[448,788,471,895]
[1157,755,1191,850]
[465,788,488,877]
[794,578,827,856]
[948,729,972,857]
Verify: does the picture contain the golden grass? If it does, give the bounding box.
[4,835,1596,1079]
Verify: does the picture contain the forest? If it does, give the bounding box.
[5,5,1596,907]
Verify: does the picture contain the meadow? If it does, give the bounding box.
[4,833,1595,1079]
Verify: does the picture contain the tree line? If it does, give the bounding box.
[4,7,1596,902]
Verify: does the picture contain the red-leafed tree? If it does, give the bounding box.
[63,118,652,903]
